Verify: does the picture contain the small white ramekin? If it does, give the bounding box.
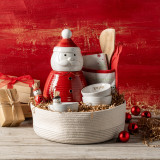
[82,95,112,106]
[81,83,111,97]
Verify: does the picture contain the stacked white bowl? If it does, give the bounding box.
[81,83,112,106]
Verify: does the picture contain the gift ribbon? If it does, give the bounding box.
[0,73,34,89]
[5,89,19,127]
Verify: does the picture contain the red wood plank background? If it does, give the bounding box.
[0,0,159,109]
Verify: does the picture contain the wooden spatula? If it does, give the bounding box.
[99,28,115,67]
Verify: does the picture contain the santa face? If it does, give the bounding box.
[51,48,83,71]
[53,98,61,103]
[33,89,42,96]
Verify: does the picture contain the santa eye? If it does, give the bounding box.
[64,54,67,56]
[74,54,76,56]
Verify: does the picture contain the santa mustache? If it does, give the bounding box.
[57,59,81,66]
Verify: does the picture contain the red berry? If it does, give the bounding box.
[125,113,132,123]
[118,131,130,142]
[131,106,141,116]
[141,111,151,118]
[128,123,138,134]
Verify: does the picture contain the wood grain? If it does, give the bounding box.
[0,119,160,160]
[0,0,159,109]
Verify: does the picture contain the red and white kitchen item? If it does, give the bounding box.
[34,95,43,105]
[81,83,111,97]
[99,28,115,66]
[83,45,122,90]
[48,102,79,112]
[81,83,112,106]
[82,95,112,106]
[48,90,79,112]
[43,29,87,102]
[33,88,42,96]
[83,52,108,70]
[33,88,43,105]
[83,68,115,88]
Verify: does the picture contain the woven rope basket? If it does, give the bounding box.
[31,102,126,144]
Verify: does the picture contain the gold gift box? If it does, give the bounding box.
[0,76,40,103]
[0,89,25,127]
[21,103,32,118]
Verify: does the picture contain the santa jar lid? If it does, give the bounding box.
[53,29,81,53]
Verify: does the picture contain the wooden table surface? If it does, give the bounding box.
[0,119,159,160]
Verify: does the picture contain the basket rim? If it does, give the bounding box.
[30,101,126,115]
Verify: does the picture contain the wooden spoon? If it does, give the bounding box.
[99,28,115,67]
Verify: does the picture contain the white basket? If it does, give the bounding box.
[31,102,126,144]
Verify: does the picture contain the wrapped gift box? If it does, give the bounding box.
[0,74,40,103]
[0,89,25,127]
[21,103,32,118]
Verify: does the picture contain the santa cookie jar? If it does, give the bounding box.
[43,29,87,102]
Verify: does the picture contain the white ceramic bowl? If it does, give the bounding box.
[81,83,111,97]
[31,102,126,144]
[82,95,112,106]
[48,102,78,112]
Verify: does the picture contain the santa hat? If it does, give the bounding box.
[53,29,81,53]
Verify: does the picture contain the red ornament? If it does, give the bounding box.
[34,95,43,105]
[131,105,141,116]
[118,131,130,142]
[125,112,132,123]
[128,123,138,134]
[141,111,151,118]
